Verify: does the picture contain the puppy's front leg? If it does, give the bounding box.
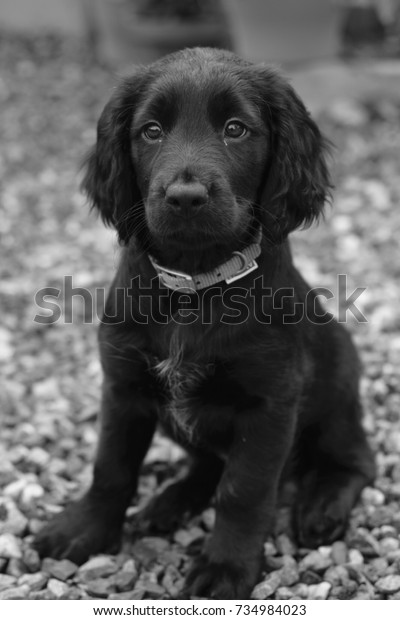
[35,377,158,564]
[186,403,297,600]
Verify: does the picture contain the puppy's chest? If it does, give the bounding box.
[153,349,235,444]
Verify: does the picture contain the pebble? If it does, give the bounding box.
[251,570,281,599]
[6,557,25,577]
[113,571,137,593]
[143,582,165,599]
[19,572,48,591]
[132,538,169,569]
[109,591,138,600]
[42,558,78,581]
[85,578,116,598]
[174,527,204,548]
[22,547,41,572]
[380,537,399,554]
[300,569,321,585]
[323,565,349,586]
[122,559,137,574]
[389,483,400,498]
[375,575,400,594]
[275,586,296,600]
[78,556,118,582]
[300,550,332,573]
[161,565,184,597]
[276,534,296,556]
[264,541,277,557]
[0,575,17,592]
[0,498,28,536]
[201,508,215,531]
[280,556,300,587]
[47,578,71,599]
[348,530,380,557]
[0,585,29,600]
[20,482,45,507]
[307,581,332,600]
[348,549,364,565]
[331,541,348,565]
[27,447,50,470]
[0,533,22,559]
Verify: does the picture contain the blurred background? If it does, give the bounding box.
[1,0,400,602]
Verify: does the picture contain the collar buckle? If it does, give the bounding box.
[225,252,259,284]
[149,259,197,293]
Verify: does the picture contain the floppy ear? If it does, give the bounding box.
[254,68,332,240]
[81,75,146,244]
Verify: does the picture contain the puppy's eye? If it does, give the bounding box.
[142,123,163,141]
[224,120,247,139]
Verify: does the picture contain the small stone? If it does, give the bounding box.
[380,537,399,554]
[300,569,321,585]
[323,565,349,587]
[251,571,281,599]
[22,547,41,572]
[275,586,296,600]
[78,556,118,582]
[20,483,45,507]
[348,530,380,557]
[0,533,22,559]
[42,558,77,581]
[201,508,215,531]
[19,572,48,591]
[122,559,137,574]
[331,541,348,565]
[143,582,165,599]
[307,581,331,600]
[85,578,116,598]
[300,550,332,573]
[47,578,70,599]
[174,527,204,548]
[389,483,400,499]
[291,584,309,599]
[161,564,184,597]
[27,447,50,470]
[6,558,25,577]
[132,538,169,569]
[264,541,277,557]
[113,571,137,593]
[0,585,29,600]
[348,548,364,565]
[29,590,54,600]
[0,575,17,592]
[375,575,400,594]
[276,534,296,556]
[109,591,137,600]
[361,487,385,506]
[0,498,28,536]
[280,556,299,587]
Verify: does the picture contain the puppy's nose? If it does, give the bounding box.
[165,182,208,214]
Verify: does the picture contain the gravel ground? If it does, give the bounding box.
[1,34,400,601]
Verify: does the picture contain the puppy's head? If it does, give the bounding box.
[82,48,331,254]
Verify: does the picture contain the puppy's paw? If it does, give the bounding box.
[34,498,122,564]
[140,479,211,532]
[296,497,347,548]
[184,554,256,600]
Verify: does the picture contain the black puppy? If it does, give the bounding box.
[35,48,375,599]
